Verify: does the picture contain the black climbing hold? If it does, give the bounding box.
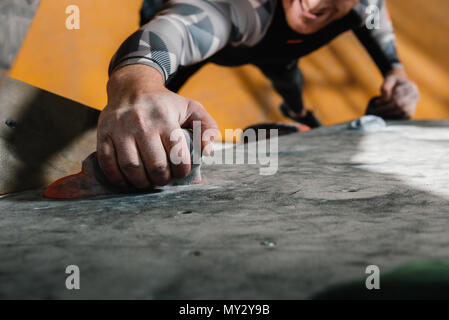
[5,119,17,129]
[261,240,276,247]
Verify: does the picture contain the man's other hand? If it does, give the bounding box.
[97,65,219,189]
[367,68,419,119]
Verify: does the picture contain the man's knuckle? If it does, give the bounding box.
[150,164,169,176]
[150,169,170,185]
[121,161,141,171]
[97,147,108,159]
[101,112,118,125]
[149,105,169,119]
[138,124,157,136]
[173,164,190,179]
[132,109,147,123]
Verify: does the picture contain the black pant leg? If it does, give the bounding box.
[256,60,305,114]
[140,0,166,26]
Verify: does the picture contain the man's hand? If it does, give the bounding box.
[366,68,419,119]
[97,65,218,189]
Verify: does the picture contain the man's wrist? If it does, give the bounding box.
[385,66,407,79]
[109,64,164,87]
[107,65,166,104]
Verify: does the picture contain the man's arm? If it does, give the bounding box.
[98,0,270,189]
[109,0,267,82]
[353,0,401,76]
[353,0,419,119]
[99,0,238,189]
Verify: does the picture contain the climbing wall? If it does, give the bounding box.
[0,120,448,299]
[0,0,99,195]
[0,0,40,83]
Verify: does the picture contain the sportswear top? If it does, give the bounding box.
[109,0,401,82]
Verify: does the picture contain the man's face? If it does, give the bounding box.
[282,0,360,34]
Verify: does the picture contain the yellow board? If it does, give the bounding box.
[10,0,449,140]
[10,0,142,110]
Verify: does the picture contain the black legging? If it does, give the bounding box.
[139,0,165,26]
[165,59,306,116]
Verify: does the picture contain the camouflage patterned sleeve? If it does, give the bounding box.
[353,0,402,76]
[109,0,275,83]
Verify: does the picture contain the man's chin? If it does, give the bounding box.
[288,20,321,34]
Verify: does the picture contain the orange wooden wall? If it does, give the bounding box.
[10,0,449,140]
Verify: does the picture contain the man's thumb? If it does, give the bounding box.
[381,75,398,100]
[183,100,219,155]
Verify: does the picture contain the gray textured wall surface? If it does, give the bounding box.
[0,0,40,70]
[0,120,448,299]
[0,1,99,194]
[0,77,98,194]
